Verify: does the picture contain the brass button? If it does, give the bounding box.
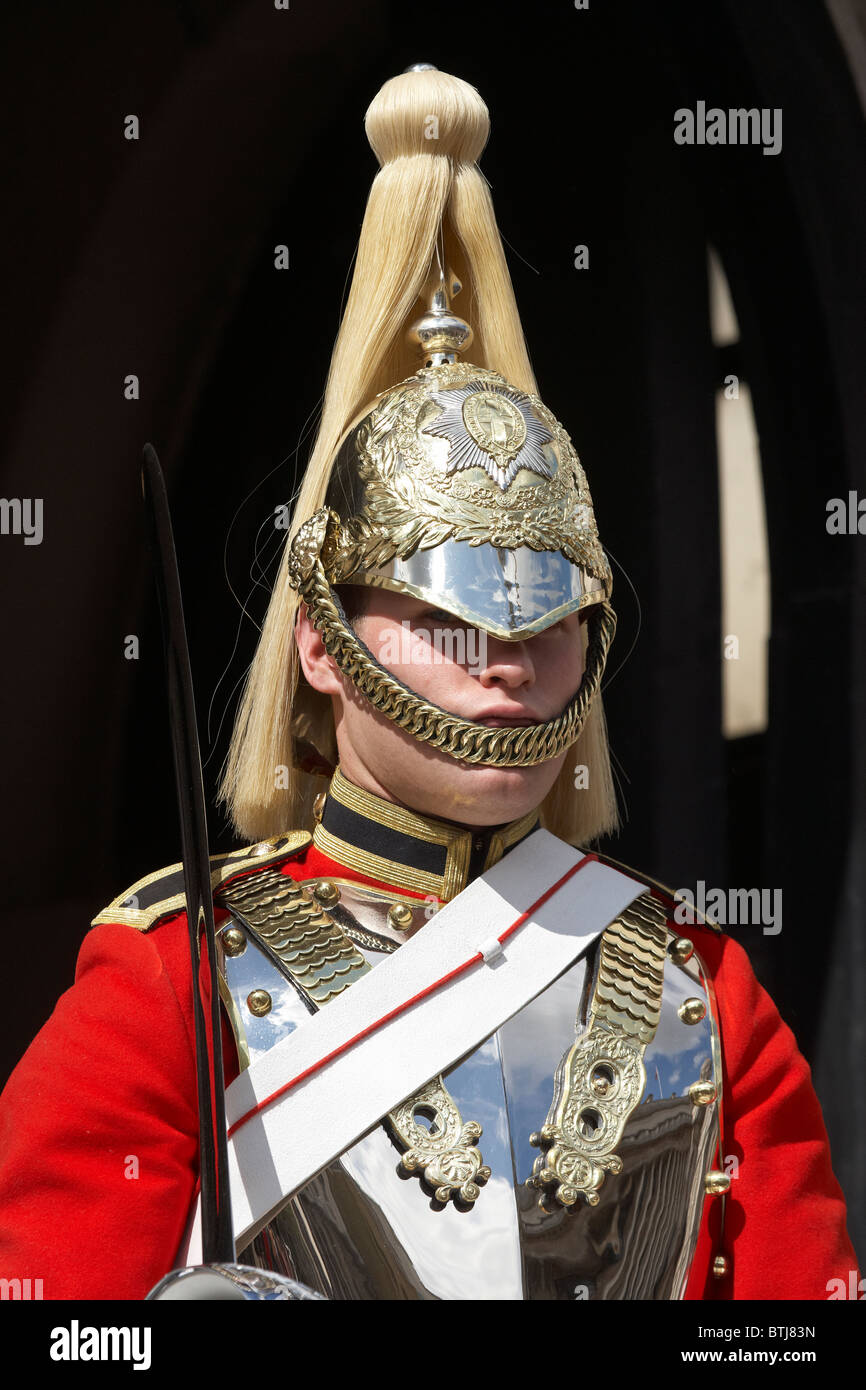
[388,903,415,931]
[313,879,340,908]
[312,792,326,822]
[679,997,707,1025]
[669,936,694,965]
[247,989,273,1017]
[712,1254,730,1278]
[689,1080,717,1107]
[222,927,247,958]
[705,1171,731,1196]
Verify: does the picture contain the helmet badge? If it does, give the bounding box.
[422,383,556,491]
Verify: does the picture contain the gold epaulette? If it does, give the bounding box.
[91,831,313,933]
[591,850,722,934]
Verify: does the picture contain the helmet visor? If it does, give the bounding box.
[355,539,608,640]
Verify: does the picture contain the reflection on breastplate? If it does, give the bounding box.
[222,881,722,1300]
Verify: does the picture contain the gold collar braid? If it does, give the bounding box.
[288,516,616,768]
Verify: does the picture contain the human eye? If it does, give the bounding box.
[537,614,581,640]
[415,606,458,625]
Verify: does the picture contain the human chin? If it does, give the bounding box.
[424,755,566,825]
[375,741,566,827]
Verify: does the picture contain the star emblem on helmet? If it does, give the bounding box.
[421,384,555,491]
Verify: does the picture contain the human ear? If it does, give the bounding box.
[294,604,345,698]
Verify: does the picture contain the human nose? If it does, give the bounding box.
[477,635,536,691]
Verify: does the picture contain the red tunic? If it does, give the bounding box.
[0,840,857,1300]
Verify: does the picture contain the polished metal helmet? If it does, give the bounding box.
[287,268,615,768]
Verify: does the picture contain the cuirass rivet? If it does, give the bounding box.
[705,1170,731,1196]
[222,927,247,957]
[313,879,340,908]
[247,989,273,1017]
[712,1254,730,1278]
[669,937,694,964]
[678,997,706,1025]
[689,1080,717,1107]
[388,903,415,931]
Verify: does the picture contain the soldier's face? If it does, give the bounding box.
[296,588,586,827]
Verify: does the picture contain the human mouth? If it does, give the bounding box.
[477,712,542,727]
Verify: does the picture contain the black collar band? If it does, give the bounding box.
[312,767,540,901]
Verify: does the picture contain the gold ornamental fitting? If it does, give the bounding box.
[312,792,326,822]
[689,1080,717,1107]
[669,936,695,965]
[313,879,340,908]
[221,926,247,958]
[247,989,273,1017]
[705,1170,731,1196]
[388,903,415,931]
[678,997,707,1025]
[712,1254,730,1278]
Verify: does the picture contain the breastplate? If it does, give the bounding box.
[215,872,722,1300]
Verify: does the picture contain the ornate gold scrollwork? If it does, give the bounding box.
[529,1033,644,1206]
[330,362,611,581]
[528,892,669,1209]
[386,1077,492,1205]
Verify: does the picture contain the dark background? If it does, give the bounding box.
[1,0,864,1264]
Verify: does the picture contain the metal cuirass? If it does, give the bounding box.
[215,867,722,1301]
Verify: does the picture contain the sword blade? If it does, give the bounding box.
[140,442,235,1265]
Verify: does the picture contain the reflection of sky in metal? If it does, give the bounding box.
[498,961,587,1179]
[334,994,524,1299]
[341,1092,523,1300]
[365,541,587,635]
[649,964,713,1100]
[222,935,310,1063]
